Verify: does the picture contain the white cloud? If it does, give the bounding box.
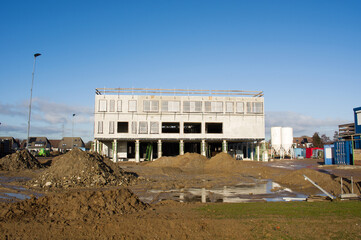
[0,102,27,117]
[265,111,347,138]
[31,98,93,124]
[0,98,94,142]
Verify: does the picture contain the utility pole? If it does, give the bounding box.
[72,113,76,149]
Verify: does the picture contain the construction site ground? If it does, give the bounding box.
[1,151,361,239]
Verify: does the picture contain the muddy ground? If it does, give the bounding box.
[0,151,361,239]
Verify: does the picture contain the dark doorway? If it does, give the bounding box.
[127,141,135,158]
[140,142,158,160]
[184,142,201,154]
[208,142,222,157]
[162,142,179,156]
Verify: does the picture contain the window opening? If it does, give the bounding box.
[139,122,148,134]
[236,102,244,113]
[162,122,180,133]
[117,122,128,133]
[226,102,234,113]
[183,101,202,112]
[205,123,223,133]
[128,100,137,112]
[99,100,107,112]
[184,122,201,134]
[109,121,114,134]
[109,100,115,112]
[150,122,159,134]
[117,100,122,112]
[97,121,103,134]
[143,100,159,112]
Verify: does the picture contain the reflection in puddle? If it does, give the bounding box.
[0,175,44,202]
[5,193,31,200]
[135,180,308,204]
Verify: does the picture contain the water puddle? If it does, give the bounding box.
[0,176,31,183]
[0,175,43,202]
[133,180,308,204]
[4,193,31,200]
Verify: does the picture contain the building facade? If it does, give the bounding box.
[26,137,51,153]
[58,137,85,152]
[93,88,265,162]
[0,137,20,158]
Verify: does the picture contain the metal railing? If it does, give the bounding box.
[95,88,263,97]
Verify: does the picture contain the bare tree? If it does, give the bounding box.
[333,131,339,142]
[321,134,331,145]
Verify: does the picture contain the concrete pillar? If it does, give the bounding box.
[92,140,96,152]
[135,140,140,162]
[179,189,184,203]
[96,140,100,154]
[201,140,206,157]
[157,140,162,158]
[257,143,260,162]
[179,140,184,155]
[100,142,104,155]
[113,139,118,162]
[222,140,228,153]
[201,188,206,203]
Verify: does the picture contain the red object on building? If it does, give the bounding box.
[306,148,323,158]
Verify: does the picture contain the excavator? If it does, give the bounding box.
[38,148,50,157]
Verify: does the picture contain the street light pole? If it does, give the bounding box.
[26,53,41,150]
[72,113,76,150]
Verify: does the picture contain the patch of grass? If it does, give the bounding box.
[198,201,361,219]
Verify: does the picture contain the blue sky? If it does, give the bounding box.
[0,0,360,142]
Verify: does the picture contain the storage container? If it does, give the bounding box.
[334,141,352,165]
[324,144,334,165]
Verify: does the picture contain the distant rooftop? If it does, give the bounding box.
[95,88,264,97]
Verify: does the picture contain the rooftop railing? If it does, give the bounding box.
[95,88,263,97]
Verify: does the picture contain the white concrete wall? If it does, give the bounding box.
[94,94,265,141]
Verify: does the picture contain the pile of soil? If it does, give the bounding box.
[0,150,43,171]
[0,188,148,221]
[205,152,238,172]
[275,168,360,195]
[150,153,208,170]
[28,148,136,188]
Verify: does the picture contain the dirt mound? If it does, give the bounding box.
[0,188,148,221]
[0,150,43,171]
[275,168,360,195]
[28,148,136,188]
[150,152,208,170]
[276,168,332,188]
[205,152,238,172]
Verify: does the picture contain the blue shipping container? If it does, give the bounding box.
[324,144,334,165]
[334,141,352,165]
[293,148,306,159]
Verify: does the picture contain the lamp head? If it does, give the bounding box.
[34,53,41,58]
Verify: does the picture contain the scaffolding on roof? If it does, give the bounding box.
[95,88,263,97]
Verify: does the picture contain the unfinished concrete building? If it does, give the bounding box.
[93,88,265,162]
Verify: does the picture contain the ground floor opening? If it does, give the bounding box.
[94,139,266,162]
